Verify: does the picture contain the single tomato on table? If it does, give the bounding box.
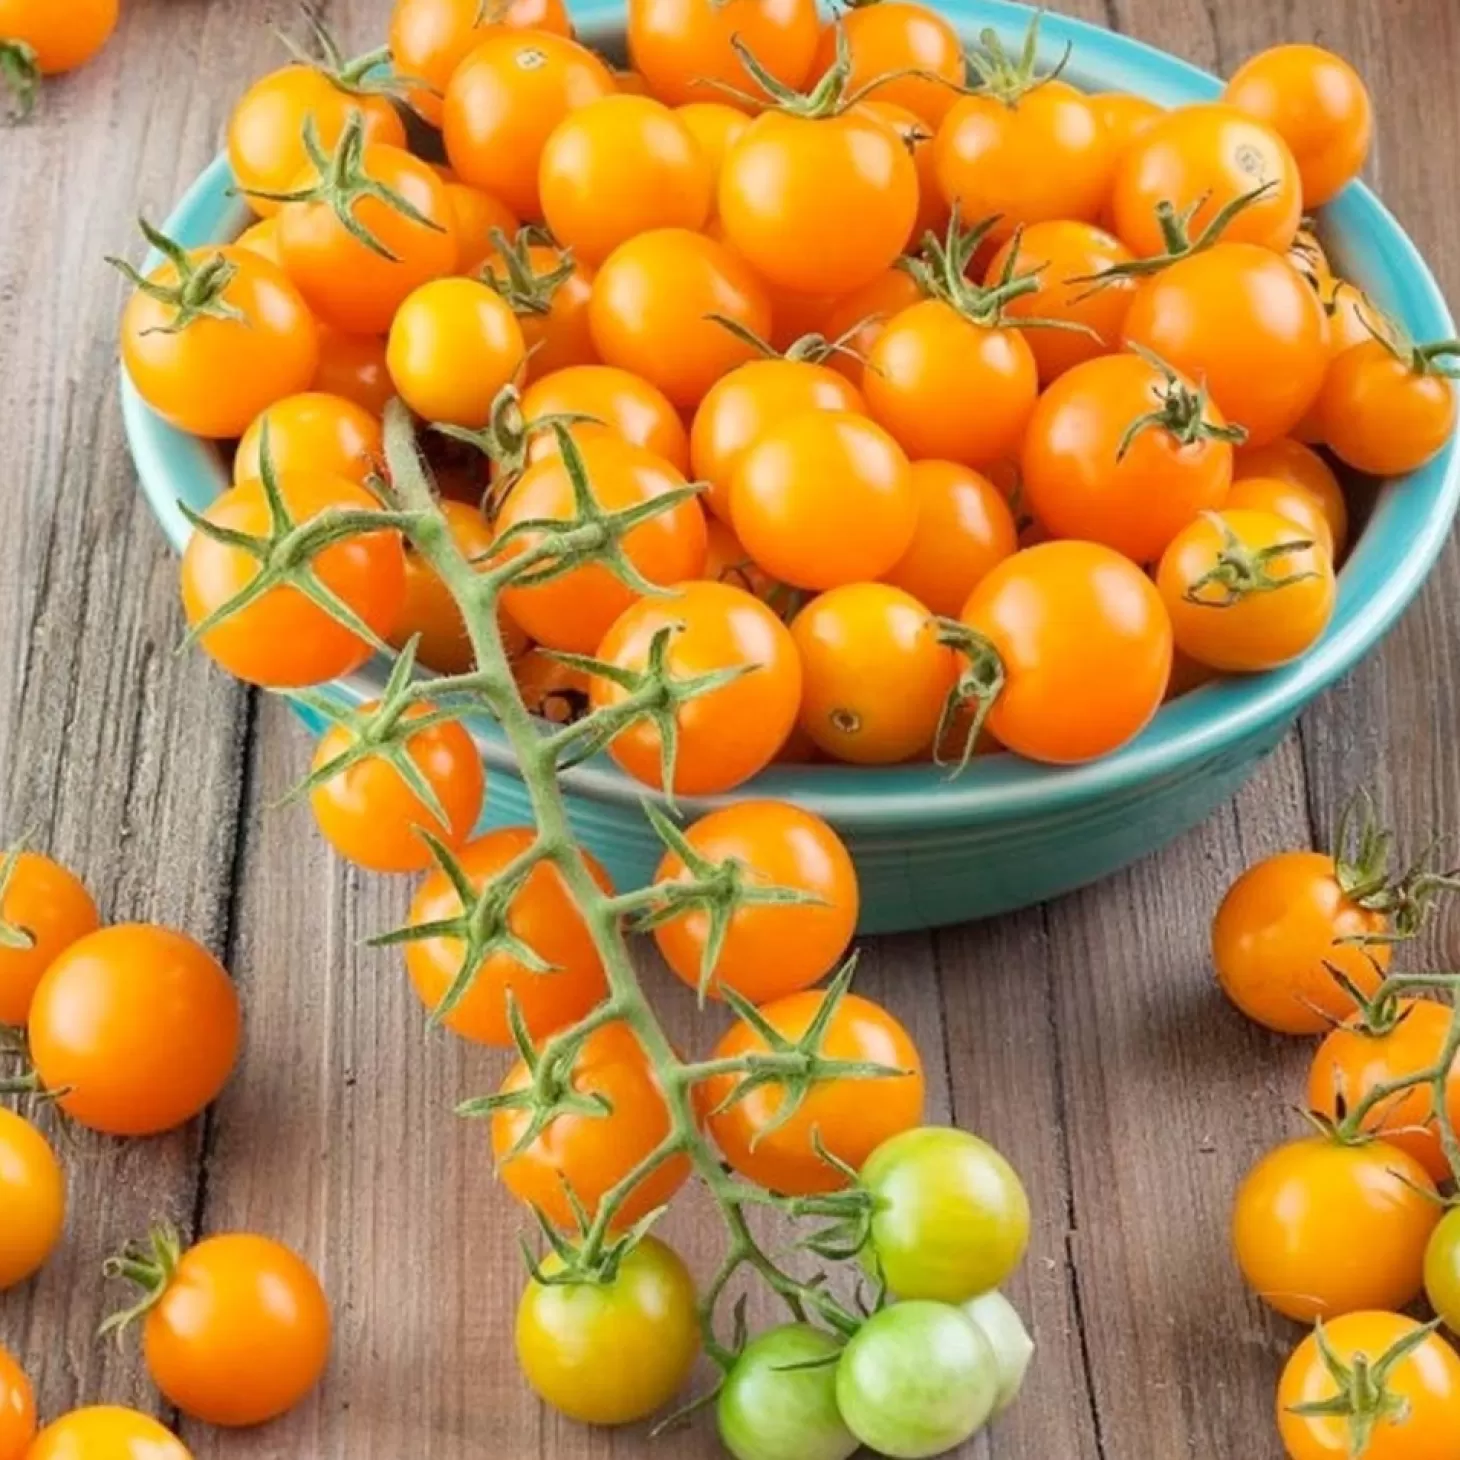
[0,1341,34,1460]
[26,1408,194,1460]
[0,848,98,1028]
[0,1107,65,1291]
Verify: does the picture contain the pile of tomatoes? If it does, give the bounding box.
[1211,805,1460,1460]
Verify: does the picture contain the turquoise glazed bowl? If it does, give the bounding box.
[123,0,1460,933]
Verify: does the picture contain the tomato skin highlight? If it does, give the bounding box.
[0,850,99,1028]
[25,1407,194,1460]
[0,1107,65,1291]
[523,363,690,472]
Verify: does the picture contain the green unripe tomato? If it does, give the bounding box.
[717,1324,858,1460]
[860,1126,1032,1302]
[963,1290,1035,1415]
[1425,1206,1460,1332]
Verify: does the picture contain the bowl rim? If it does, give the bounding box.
[122,0,1460,830]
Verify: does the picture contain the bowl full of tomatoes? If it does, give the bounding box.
[121,0,1460,934]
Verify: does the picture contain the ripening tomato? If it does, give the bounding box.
[1110,103,1303,257]
[883,460,1018,616]
[0,1341,34,1459]
[1227,475,1338,560]
[627,0,820,110]
[495,435,707,652]
[958,541,1173,764]
[26,1408,194,1460]
[0,0,116,90]
[312,327,393,416]
[227,64,406,219]
[676,102,750,208]
[718,105,918,298]
[1308,1001,1460,1184]
[180,472,405,688]
[493,1022,690,1228]
[521,364,690,472]
[1212,849,1391,1034]
[691,357,866,519]
[443,181,520,273]
[792,583,958,764]
[309,703,484,874]
[1022,352,1237,563]
[274,140,459,336]
[28,924,241,1137]
[819,267,927,382]
[234,392,382,489]
[389,0,574,125]
[983,221,1137,383]
[1316,340,1459,476]
[730,410,917,590]
[405,830,611,1047]
[863,298,1040,468]
[810,3,962,126]
[120,244,319,440]
[132,1232,331,1428]
[1426,1209,1460,1335]
[1123,243,1328,447]
[653,801,858,1003]
[443,30,616,219]
[589,228,773,408]
[588,582,801,794]
[1091,91,1163,157]
[0,849,99,1028]
[1233,438,1348,558]
[1157,508,1335,672]
[1279,1312,1460,1460]
[1224,44,1373,207]
[387,278,526,429]
[701,988,925,1195]
[541,95,714,264]
[1232,1136,1439,1322]
[0,1108,64,1291]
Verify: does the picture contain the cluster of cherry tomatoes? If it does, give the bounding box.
[1210,807,1460,1460]
[0,849,331,1458]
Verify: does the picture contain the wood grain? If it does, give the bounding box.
[1,1,1457,1457]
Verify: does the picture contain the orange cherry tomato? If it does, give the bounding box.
[935,81,1115,241]
[983,220,1137,383]
[863,100,950,251]
[864,298,1040,469]
[810,3,962,126]
[0,0,116,84]
[588,582,801,795]
[882,459,1018,616]
[443,181,521,273]
[691,356,865,519]
[819,267,927,382]
[135,1233,331,1428]
[676,102,751,209]
[0,1108,64,1291]
[26,1407,193,1460]
[541,95,714,265]
[1318,277,1395,361]
[521,364,690,472]
[652,800,859,1003]
[234,392,382,489]
[480,238,598,383]
[234,218,283,266]
[311,326,393,416]
[443,30,616,219]
[1123,243,1328,447]
[405,830,611,1048]
[120,245,319,440]
[718,105,918,298]
[514,649,591,724]
[791,583,958,764]
[0,1341,34,1459]
[228,65,406,220]
[1224,44,1373,208]
[309,703,484,874]
[1232,1136,1438,1322]
[702,515,778,599]
[589,228,773,408]
[1227,475,1337,560]
[1110,102,1303,257]
[1308,1000,1460,1184]
[1279,1312,1460,1460]
[627,0,820,110]
[388,0,574,125]
[387,277,526,429]
[1156,508,1335,672]
[958,541,1173,764]
[1316,340,1459,477]
[730,410,916,590]
[700,987,925,1196]
[274,141,458,336]
[29,924,240,1137]
[1232,438,1348,557]
[0,849,99,1028]
[1091,91,1163,157]
[1022,352,1237,563]
[180,472,405,688]
[493,1022,690,1228]
[496,435,708,652]
[1212,849,1391,1034]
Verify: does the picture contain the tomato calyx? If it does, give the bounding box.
[1287,1317,1445,1455]
[1179,511,1319,608]
[709,314,868,371]
[1116,346,1249,460]
[479,229,578,318]
[932,620,1007,775]
[0,39,41,121]
[965,14,1072,108]
[240,111,446,262]
[0,845,39,952]
[106,219,248,335]
[98,1224,185,1344]
[1288,224,1330,292]
[272,8,413,104]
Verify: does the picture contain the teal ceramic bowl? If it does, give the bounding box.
[123,0,1460,933]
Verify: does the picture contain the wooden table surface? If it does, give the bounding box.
[4,1,1460,1456]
